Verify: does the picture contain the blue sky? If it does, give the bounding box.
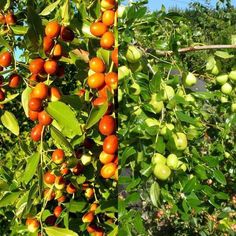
[148,0,236,10]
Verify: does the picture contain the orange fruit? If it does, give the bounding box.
[100,163,116,178]
[45,21,61,38]
[90,22,108,37]
[89,57,105,73]
[100,31,115,49]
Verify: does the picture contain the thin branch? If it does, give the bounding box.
[154,44,236,56]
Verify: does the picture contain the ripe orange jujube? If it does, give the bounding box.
[29,58,45,74]
[103,135,118,154]
[89,57,106,73]
[0,51,12,67]
[87,73,105,89]
[38,110,53,126]
[100,162,116,178]
[100,31,115,49]
[0,89,5,101]
[60,26,75,42]
[5,13,16,25]
[105,72,118,89]
[8,74,21,88]
[90,22,108,37]
[98,84,112,98]
[26,218,40,233]
[99,115,116,136]
[44,171,56,185]
[0,14,6,25]
[44,60,58,75]
[111,48,118,66]
[43,36,54,53]
[101,0,116,10]
[52,149,65,164]
[45,21,61,38]
[66,183,76,194]
[50,87,62,101]
[54,206,63,218]
[93,97,107,106]
[31,124,44,142]
[102,10,115,26]
[82,211,94,223]
[32,82,49,100]
[99,151,115,164]
[29,98,42,111]
[44,188,55,201]
[53,44,62,58]
[29,110,39,121]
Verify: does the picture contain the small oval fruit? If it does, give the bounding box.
[152,153,166,165]
[55,176,66,190]
[52,149,65,164]
[82,211,95,223]
[0,89,5,101]
[0,14,6,25]
[105,72,118,89]
[60,26,75,42]
[29,110,39,121]
[26,218,40,233]
[66,183,76,194]
[101,0,116,10]
[216,74,228,85]
[100,31,115,49]
[32,82,49,100]
[44,171,56,185]
[29,58,45,74]
[99,115,116,136]
[29,98,42,111]
[0,51,12,67]
[221,83,232,95]
[99,151,115,164]
[81,154,92,166]
[90,22,108,37]
[126,46,142,63]
[229,70,236,81]
[54,206,63,218]
[89,57,106,73]
[153,164,171,181]
[163,85,175,100]
[31,124,44,142]
[111,48,118,66]
[172,132,188,150]
[38,110,53,126]
[8,74,21,88]
[102,10,115,26]
[149,94,164,113]
[45,21,61,38]
[184,72,197,87]
[87,73,105,89]
[5,13,16,25]
[53,44,62,58]
[44,189,55,201]
[98,84,112,98]
[103,135,118,154]
[50,87,62,101]
[44,60,58,75]
[101,163,116,178]
[43,36,54,53]
[85,188,94,199]
[166,154,179,170]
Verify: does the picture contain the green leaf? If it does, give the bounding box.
[175,111,196,125]
[183,177,197,194]
[1,111,20,136]
[121,147,136,167]
[133,212,146,234]
[61,95,82,110]
[10,26,28,35]
[50,126,74,152]
[21,87,32,117]
[213,170,226,185]
[40,0,61,16]
[97,48,111,66]
[68,200,87,213]
[149,72,161,93]
[45,227,78,236]
[86,102,108,129]
[0,36,11,49]
[46,101,82,138]
[108,226,118,236]
[214,51,234,59]
[22,153,40,185]
[0,192,21,207]
[150,182,160,207]
[61,0,70,25]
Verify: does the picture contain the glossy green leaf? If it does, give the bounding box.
[0,192,20,207]
[213,169,226,185]
[150,182,160,207]
[1,111,20,136]
[21,87,32,117]
[40,0,61,16]
[10,26,28,35]
[45,227,78,236]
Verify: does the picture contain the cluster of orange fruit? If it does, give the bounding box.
[27,21,74,141]
[0,11,16,25]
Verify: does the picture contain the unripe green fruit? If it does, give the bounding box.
[221,83,232,95]
[118,66,130,81]
[81,154,92,166]
[172,132,188,150]
[153,164,171,180]
[216,74,228,85]
[228,71,236,81]
[231,103,236,112]
[133,105,142,115]
[118,5,126,18]
[152,153,166,165]
[126,46,142,64]
[220,96,228,103]
[177,161,187,172]
[166,154,178,170]
[130,82,141,95]
[118,88,123,102]
[211,62,221,75]
[224,152,230,158]
[185,94,195,103]
[149,94,164,113]
[185,72,197,86]
[129,61,143,72]
[160,123,174,135]
[163,85,175,100]
[145,118,160,127]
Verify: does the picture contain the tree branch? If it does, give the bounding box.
[155,45,236,56]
